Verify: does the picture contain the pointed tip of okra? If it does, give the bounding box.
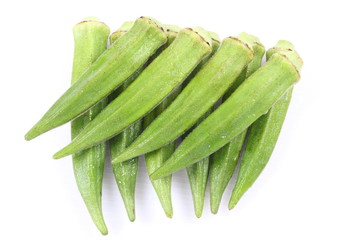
[25,125,43,141]
[97,225,109,235]
[267,40,303,72]
[53,145,73,159]
[210,198,221,214]
[228,191,245,210]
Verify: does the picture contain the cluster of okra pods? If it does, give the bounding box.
[25,16,303,235]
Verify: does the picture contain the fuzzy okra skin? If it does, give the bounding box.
[228,41,300,210]
[209,33,265,214]
[151,46,303,180]
[70,17,109,235]
[185,33,220,218]
[109,24,180,220]
[108,22,140,222]
[25,16,167,141]
[54,27,212,159]
[185,110,211,218]
[143,25,181,218]
[112,33,255,164]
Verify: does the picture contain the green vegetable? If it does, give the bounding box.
[70,17,109,235]
[143,24,181,218]
[53,27,212,159]
[209,33,265,214]
[25,16,167,140]
[228,40,300,210]
[108,22,140,222]
[150,44,303,180]
[185,32,221,218]
[185,110,212,218]
[112,33,255,164]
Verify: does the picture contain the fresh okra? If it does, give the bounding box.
[228,41,300,210]
[53,27,212,159]
[150,44,303,180]
[108,22,140,222]
[184,33,220,218]
[25,16,167,141]
[71,17,109,235]
[143,24,180,218]
[112,33,255,164]
[209,33,265,214]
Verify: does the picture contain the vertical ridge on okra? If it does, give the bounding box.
[25,16,167,141]
[228,40,301,210]
[143,24,181,218]
[150,46,303,180]
[108,22,140,222]
[70,17,109,235]
[53,27,212,159]
[209,33,265,214]
[112,33,255,164]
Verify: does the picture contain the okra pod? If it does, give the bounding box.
[108,22,140,222]
[25,16,167,140]
[112,33,255,164]
[185,33,221,218]
[143,24,181,218]
[209,34,265,214]
[228,41,300,210]
[71,17,109,235]
[54,27,212,159]
[151,44,303,180]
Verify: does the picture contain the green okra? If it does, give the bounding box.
[228,40,300,210]
[112,33,255,164]
[150,43,303,180]
[25,16,167,140]
[143,24,181,218]
[108,22,140,222]
[70,17,109,235]
[184,32,220,218]
[185,110,211,218]
[209,33,265,214]
[53,27,212,159]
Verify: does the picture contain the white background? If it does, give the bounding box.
[1,0,359,239]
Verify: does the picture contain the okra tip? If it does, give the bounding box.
[53,145,74,159]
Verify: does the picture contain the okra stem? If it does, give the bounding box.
[71,17,109,235]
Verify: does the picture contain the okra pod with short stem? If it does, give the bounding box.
[53,27,212,159]
[70,17,109,235]
[143,24,181,218]
[150,44,303,180]
[184,32,220,218]
[108,22,140,222]
[228,40,300,210]
[209,33,265,214]
[112,33,255,164]
[25,16,167,140]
